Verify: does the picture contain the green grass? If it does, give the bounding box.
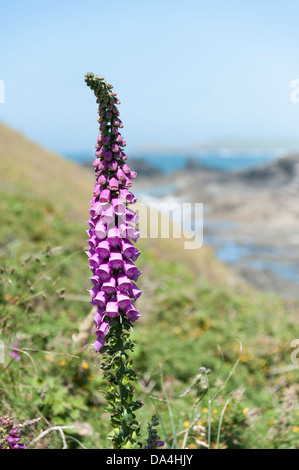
[0,189,298,449]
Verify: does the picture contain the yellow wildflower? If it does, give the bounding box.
[188,443,196,449]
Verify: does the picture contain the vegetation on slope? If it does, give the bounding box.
[0,123,298,449]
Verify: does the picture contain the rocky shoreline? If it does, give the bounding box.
[133,155,299,298]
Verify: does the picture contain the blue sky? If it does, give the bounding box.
[1,0,299,156]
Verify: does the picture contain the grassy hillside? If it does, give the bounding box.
[0,122,298,449]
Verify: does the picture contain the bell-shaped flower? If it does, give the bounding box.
[95,221,107,239]
[95,239,110,259]
[117,272,132,292]
[96,262,111,281]
[108,248,124,270]
[129,283,142,300]
[116,292,132,309]
[109,177,119,191]
[99,188,111,204]
[102,276,117,294]
[105,299,119,318]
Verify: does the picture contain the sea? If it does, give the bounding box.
[129,148,287,173]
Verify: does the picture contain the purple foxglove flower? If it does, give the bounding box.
[88,285,100,299]
[85,73,142,351]
[107,226,122,246]
[6,435,22,445]
[112,198,126,216]
[119,152,127,161]
[116,168,126,181]
[94,290,108,307]
[119,222,140,241]
[98,173,108,185]
[95,319,110,337]
[89,252,103,267]
[117,272,132,292]
[122,163,131,175]
[101,205,115,225]
[123,259,140,279]
[122,176,132,188]
[116,292,132,309]
[125,207,139,225]
[124,304,140,322]
[129,171,137,179]
[92,336,106,351]
[105,300,119,318]
[87,235,98,249]
[113,150,122,158]
[98,160,108,171]
[93,158,101,167]
[120,242,140,261]
[93,184,103,197]
[103,135,110,145]
[129,283,142,300]
[96,239,110,259]
[96,262,111,281]
[104,150,113,161]
[108,248,124,270]
[94,308,105,324]
[98,146,106,157]
[109,177,119,191]
[99,189,111,204]
[119,188,137,204]
[115,134,122,143]
[111,142,119,153]
[121,239,137,258]
[95,221,107,239]
[89,201,103,217]
[131,269,141,282]
[88,215,100,229]
[90,274,100,285]
[130,249,141,262]
[102,276,117,294]
[108,160,118,172]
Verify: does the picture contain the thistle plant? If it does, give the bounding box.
[84,72,162,449]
